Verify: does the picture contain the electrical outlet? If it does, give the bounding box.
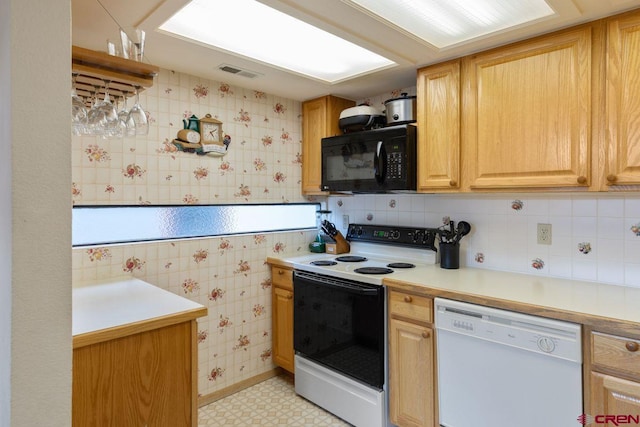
[537,223,552,245]
[342,215,349,229]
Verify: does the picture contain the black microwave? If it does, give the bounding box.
[321,124,416,192]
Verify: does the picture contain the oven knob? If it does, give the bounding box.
[391,230,400,239]
[537,336,555,353]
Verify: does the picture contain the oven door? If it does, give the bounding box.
[293,270,384,389]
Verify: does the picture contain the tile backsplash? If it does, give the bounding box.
[327,193,640,287]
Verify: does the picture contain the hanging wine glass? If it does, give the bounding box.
[116,92,133,137]
[126,85,148,136]
[86,84,105,136]
[71,73,87,136]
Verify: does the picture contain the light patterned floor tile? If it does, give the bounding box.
[199,375,352,426]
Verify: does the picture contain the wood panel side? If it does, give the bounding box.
[73,321,193,427]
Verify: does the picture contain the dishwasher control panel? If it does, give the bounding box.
[434,298,582,362]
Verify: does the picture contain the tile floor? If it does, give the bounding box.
[198,375,351,426]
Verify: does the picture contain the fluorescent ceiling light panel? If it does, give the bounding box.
[159,0,395,83]
[344,0,555,48]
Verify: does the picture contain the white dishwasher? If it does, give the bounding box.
[435,298,582,427]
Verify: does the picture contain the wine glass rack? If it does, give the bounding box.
[72,45,159,105]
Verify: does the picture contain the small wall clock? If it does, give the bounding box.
[199,114,223,144]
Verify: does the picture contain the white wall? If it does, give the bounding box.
[3,0,72,425]
[0,0,12,423]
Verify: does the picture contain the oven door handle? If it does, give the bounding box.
[324,280,380,295]
[294,271,381,296]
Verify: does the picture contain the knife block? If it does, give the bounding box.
[325,233,350,254]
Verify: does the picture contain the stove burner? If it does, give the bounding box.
[354,267,394,275]
[335,255,368,263]
[387,262,415,269]
[310,260,338,266]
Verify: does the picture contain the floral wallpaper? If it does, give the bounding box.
[71,68,320,399]
[72,69,306,205]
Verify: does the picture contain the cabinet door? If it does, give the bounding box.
[605,11,640,187]
[591,372,640,422]
[301,96,354,194]
[417,60,461,191]
[272,286,294,373]
[463,26,592,189]
[389,318,435,427]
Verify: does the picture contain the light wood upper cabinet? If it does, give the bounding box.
[462,26,593,190]
[605,10,640,187]
[301,95,355,194]
[416,61,461,192]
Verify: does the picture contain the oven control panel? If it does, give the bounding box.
[346,224,437,250]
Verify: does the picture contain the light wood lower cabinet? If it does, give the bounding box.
[588,331,640,423]
[271,264,294,373]
[73,320,198,427]
[388,290,436,427]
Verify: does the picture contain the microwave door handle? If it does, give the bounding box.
[374,140,386,184]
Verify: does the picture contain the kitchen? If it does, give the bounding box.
[4,0,640,426]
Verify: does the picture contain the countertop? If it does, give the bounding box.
[73,277,207,348]
[268,253,640,335]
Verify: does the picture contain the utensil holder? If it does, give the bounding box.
[439,242,460,269]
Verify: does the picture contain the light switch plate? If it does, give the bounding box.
[342,215,349,229]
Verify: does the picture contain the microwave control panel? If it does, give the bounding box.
[386,151,405,179]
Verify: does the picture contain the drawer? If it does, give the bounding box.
[271,266,293,290]
[389,290,432,323]
[592,332,640,378]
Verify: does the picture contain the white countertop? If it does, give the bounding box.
[384,265,640,325]
[73,277,205,337]
[272,252,640,326]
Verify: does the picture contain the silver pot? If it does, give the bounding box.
[384,93,416,125]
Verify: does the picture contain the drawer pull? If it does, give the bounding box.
[404,296,413,303]
[449,180,457,187]
[422,331,430,339]
[577,176,587,184]
[626,341,639,352]
[278,269,285,275]
[606,174,617,183]
[286,294,293,300]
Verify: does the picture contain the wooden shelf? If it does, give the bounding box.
[72,45,159,101]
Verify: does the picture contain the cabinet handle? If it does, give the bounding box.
[404,296,413,303]
[277,269,285,275]
[626,341,639,352]
[286,294,293,300]
[449,180,457,187]
[606,174,617,183]
[577,176,587,185]
[422,331,430,339]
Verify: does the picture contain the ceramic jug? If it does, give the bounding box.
[183,114,199,132]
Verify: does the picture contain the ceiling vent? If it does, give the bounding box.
[218,64,262,79]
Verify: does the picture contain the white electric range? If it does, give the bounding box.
[289,223,439,427]
[288,224,439,285]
